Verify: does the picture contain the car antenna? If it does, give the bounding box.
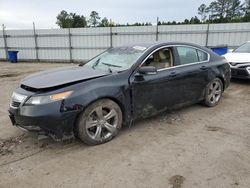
[108,67,112,73]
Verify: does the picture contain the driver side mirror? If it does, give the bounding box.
[138,66,157,75]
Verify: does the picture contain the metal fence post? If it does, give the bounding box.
[33,22,39,61]
[68,28,72,62]
[2,24,8,60]
[205,22,210,47]
[156,17,159,41]
[110,26,113,48]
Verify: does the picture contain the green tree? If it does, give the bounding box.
[89,11,101,27]
[200,0,245,23]
[226,0,244,19]
[144,22,150,26]
[183,19,190,24]
[198,4,209,22]
[56,10,87,28]
[243,0,250,21]
[208,0,228,21]
[99,17,109,27]
[190,16,201,24]
[56,10,72,28]
[70,13,87,28]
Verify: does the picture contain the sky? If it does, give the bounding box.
[0,0,215,29]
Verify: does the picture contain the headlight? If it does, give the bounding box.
[11,92,27,103]
[26,91,73,105]
[247,67,250,75]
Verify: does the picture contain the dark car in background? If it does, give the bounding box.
[9,42,231,145]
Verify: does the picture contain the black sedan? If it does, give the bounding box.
[9,42,231,145]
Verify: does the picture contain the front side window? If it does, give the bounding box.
[85,46,146,72]
[143,47,173,70]
[176,46,208,65]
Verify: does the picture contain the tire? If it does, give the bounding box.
[76,99,122,145]
[203,78,223,107]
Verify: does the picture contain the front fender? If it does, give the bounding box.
[62,73,132,125]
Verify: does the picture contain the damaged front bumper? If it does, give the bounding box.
[8,101,80,140]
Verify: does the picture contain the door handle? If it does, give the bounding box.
[200,65,207,70]
[169,72,178,77]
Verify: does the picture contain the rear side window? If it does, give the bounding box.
[197,50,208,62]
[176,47,199,65]
[176,46,208,65]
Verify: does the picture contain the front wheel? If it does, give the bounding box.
[76,99,122,145]
[203,78,223,107]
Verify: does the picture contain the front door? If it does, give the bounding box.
[130,47,184,119]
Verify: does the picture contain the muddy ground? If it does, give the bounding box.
[0,62,249,188]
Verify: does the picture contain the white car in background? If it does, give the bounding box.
[224,42,250,79]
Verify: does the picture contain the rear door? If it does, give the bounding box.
[173,45,210,102]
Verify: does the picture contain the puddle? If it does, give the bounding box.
[206,126,223,132]
[0,73,20,78]
[169,175,185,188]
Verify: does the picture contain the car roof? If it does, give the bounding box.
[123,42,221,61]
[118,42,208,50]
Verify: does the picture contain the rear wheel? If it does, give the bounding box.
[76,99,122,145]
[204,78,223,107]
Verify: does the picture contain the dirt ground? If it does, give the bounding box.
[0,61,249,188]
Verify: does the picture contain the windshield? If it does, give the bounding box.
[84,46,146,72]
[234,42,250,53]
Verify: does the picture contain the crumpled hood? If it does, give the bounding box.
[223,52,250,63]
[21,65,108,89]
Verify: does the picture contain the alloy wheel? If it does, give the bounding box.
[85,105,119,141]
[208,80,222,104]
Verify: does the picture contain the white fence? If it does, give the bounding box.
[1,22,250,62]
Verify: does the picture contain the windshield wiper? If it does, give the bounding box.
[101,62,122,68]
[92,58,101,69]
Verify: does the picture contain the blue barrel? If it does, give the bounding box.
[8,51,19,63]
[211,46,228,56]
